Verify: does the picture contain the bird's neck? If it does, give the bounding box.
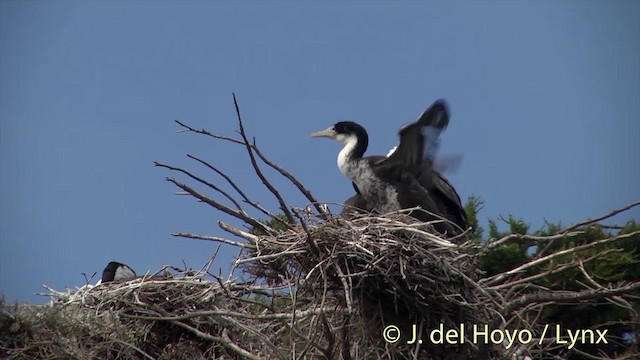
[337,135,363,177]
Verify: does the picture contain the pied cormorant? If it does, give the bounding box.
[311,100,467,235]
[101,261,137,283]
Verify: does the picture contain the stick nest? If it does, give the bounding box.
[1,213,498,360]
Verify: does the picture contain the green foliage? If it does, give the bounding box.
[463,194,485,240]
[504,215,529,235]
[480,242,530,277]
[250,214,291,236]
[479,214,534,276]
[488,218,499,239]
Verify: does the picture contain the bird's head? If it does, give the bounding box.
[311,121,369,171]
[310,121,367,147]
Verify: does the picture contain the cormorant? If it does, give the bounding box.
[101,261,137,283]
[310,100,467,235]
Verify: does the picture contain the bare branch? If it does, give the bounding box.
[232,93,295,224]
[482,229,640,286]
[172,231,253,248]
[504,281,640,314]
[218,220,259,243]
[155,160,243,211]
[169,320,263,360]
[124,306,347,322]
[187,153,293,231]
[163,176,271,234]
[561,200,640,233]
[174,119,245,145]
[249,137,328,217]
[485,231,583,251]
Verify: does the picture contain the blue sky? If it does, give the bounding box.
[1,1,638,304]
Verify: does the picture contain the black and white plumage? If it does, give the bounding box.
[311,100,467,235]
[101,261,137,283]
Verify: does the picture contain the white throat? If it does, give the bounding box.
[337,134,358,177]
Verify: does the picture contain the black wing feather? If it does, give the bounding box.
[382,99,450,169]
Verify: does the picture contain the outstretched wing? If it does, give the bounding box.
[351,99,452,196]
[382,99,450,169]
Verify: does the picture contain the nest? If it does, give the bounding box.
[2,212,498,360]
[2,276,260,359]
[240,210,497,359]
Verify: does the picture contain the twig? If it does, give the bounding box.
[174,119,244,145]
[123,306,347,321]
[561,200,640,233]
[169,320,263,360]
[485,231,583,251]
[219,221,260,243]
[249,137,328,217]
[172,231,252,248]
[503,281,640,314]
[221,317,287,360]
[187,153,293,231]
[487,248,621,291]
[232,93,295,223]
[482,229,640,286]
[164,176,270,233]
[154,160,243,211]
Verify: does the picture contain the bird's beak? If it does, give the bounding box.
[310,127,337,139]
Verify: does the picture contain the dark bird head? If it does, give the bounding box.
[311,121,369,173]
[101,261,137,283]
[310,121,368,148]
